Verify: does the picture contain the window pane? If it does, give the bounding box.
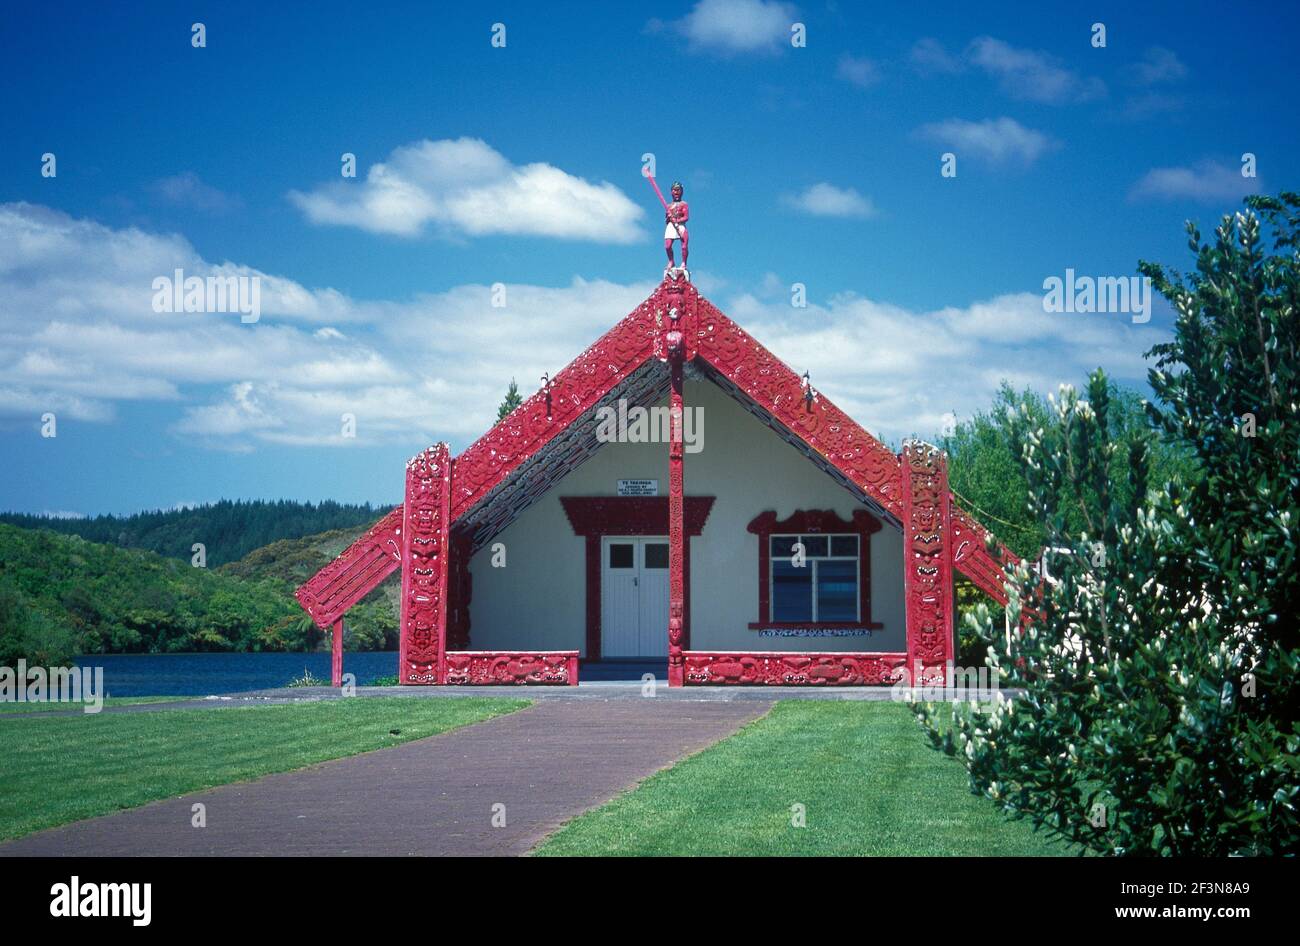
[816,559,858,621]
[644,543,669,569]
[772,560,812,621]
[608,543,634,568]
[831,534,858,557]
[770,535,798,559]
[801,535,828,557]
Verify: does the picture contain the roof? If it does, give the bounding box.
[296,274,1014,627]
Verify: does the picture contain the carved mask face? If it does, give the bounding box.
[671,185,683,201]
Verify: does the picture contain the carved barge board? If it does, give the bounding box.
[294,507,403,629]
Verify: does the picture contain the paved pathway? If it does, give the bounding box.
[0,699,770,856]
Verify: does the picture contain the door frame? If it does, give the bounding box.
[600,536,670,658]
[559,496,716,661]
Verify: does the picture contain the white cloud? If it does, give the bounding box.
[916,117,1057,166]
[780,183,876,218]
[836,54,881,88]
[1130,47,1188,85]
[653,0,798,56]
[910,38,964,75]
[289,138,643,243]
[1113,47,1190,121]
[149,172,240,213]
[0,202,1167,454]
[966,36,1105,104]
[1129,160,1258,203]
[723,286,1163,439]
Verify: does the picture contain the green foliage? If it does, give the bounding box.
[216,525,400,649]
[944,383,1197,665]
[0,499,383,568]
[0,574,77,667]
[0,523,306,663]
[916,193,1300,855]
[496,378,524,422]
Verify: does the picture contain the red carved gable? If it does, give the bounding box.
[295,274,1016,627]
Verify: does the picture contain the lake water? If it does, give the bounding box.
[74,652,401,697]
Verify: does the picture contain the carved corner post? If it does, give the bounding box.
[331,619,343,688]
[901,441,955,688]
[399,444,453,684]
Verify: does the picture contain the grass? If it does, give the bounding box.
[0,696,527,841]
[534,701,1071,856]
[0,696,182,714]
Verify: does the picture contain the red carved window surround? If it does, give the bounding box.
[560,496,716,661]
[746,509,883,631]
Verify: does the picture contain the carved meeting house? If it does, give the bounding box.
[296,272,1015,687]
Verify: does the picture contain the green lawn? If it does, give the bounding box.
[0,696,182,714]
[535,701,1070,856]
[0,696,527,841]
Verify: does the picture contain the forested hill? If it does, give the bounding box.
[0,499,386,568]
[0,523,306,663]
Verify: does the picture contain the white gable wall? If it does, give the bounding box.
[467,378,906,656]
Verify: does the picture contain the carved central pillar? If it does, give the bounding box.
[667,352,686,686]
[400,443,452,684]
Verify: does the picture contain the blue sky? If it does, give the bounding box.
[1,0,1296,515]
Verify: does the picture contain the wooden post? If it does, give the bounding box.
[667,337,686,686]
[901,440,955,688]
[399,444,452,684]
[331,619,343,688]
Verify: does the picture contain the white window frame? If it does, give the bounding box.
[768,533,860,623]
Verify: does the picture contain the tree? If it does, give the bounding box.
[496,378,523,422]
[0,576,77,668]
[915,194,1300,855]
[942,382,1197,665]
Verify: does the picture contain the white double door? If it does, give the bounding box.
[601,536,670,658]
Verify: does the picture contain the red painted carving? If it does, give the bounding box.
[400,444,452,684]
[560,496,715,660]
[902,441,954,686]
[950,503,1016,605]
[746,509,883,630]
[443,651,579,686]
[683,651,907,686]
[667,358,686,685]
[295,506,402,628]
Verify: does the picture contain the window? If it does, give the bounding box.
[746,509,884,630]
[770,534,859,622]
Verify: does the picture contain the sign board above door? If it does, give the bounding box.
[617,479,658,497]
